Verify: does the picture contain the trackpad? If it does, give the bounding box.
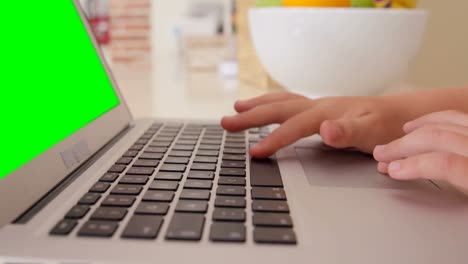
[295,146,437,190]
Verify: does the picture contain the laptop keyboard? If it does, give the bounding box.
[50,122,297,244]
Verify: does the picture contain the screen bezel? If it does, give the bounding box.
[0,0,134,226]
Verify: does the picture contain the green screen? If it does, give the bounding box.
[0,2,120,180]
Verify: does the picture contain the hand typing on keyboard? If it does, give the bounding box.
[221,91,412,157]
[221,90,468,194]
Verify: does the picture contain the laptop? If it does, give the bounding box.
[1,1,468,263]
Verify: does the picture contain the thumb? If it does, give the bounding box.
[320,116,374,153]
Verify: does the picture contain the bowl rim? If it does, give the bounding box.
[249,7,429,16]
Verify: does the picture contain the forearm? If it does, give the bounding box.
[386,87,468,119]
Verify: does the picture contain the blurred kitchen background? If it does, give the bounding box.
[80,0,468,119]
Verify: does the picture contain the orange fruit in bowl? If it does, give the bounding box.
[283,0,350,7]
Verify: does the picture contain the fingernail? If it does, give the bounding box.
[332,121,344,138]
[388,161,401,172]
[374,145,386,152]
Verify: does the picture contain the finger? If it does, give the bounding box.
[387,152,468,192]
[319,114,376,153]
[404,110,468,133]
[377,162,389,174]
[221,99,312,132]
[374,125,468,163]
[249,108,327,158]
[404,123,468,137]
[234,91,305,113]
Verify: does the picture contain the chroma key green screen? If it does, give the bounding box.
[0,2,120,180]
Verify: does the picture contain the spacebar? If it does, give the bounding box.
[250,157,284,187]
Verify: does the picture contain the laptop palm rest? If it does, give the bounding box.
[295,146,437,191]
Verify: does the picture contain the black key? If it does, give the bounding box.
[65,205,90,219]
[253,213,293,227]
[50,219,77,235]
[191,163,216,171]
[176,140,197,145]
[251,187,286,200]
[160,164,186,173]
[78,221,118,237]
[136,138,149,145]
[169,151,192,157]
[252,200,290,213]
[217,186,246,196]
[119,175,149,185]
[150,180,179,191]
[221,161,246,169]
[193,156,217,163]
[224,148,246,155]
[224,142,246,149]
[145,147,167,153]
[140,134,153,140]
[212,208,246,222]
[122,215,164,239]
[154,136,174,142]
[111,184,142,195]
[127,167,154,175]
[102,195,135,207]
[210,223,246,242]
[225,138,245,143]
[200,140,221,145]
[222,154,245,161]
[198,144,220,151]
[196,150,219,157]
[123,150,139,157]
[175,200,208,213]
[154,171,183,181]
[108,164,126,173]
[129,144,145,151]
[203,135,222,140]
[165,213,205,241]
[164,157,190,164]
[133,159,159,167]
[179,135,199,140]
[219,168,245,177]
[116,157,133,165]
[150,141,171,147]
[179,189,211,200]
[181,131,201,136]
[184,179,213,190]
[218,177,246,186]
[159,132,178,137]
[78,193,101,205]
[249,128,260,134]
[172,145,194,151]
[215,196,246,208]
[100,173,119,183]
[187,170,214,180]
[250,158,284,187]
[139,152,164,160]
[226,132,245,138]
[143,190,174,202]
[135,202,169,215]
[89,182,111,193]
[254,227,297,244]
[91,207,127,221]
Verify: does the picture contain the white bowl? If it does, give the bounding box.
[249,8,428,96]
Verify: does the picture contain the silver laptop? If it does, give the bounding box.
[1,1,468,263]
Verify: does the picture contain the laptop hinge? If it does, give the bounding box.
[13,124,134,224]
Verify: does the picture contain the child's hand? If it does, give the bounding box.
[221,91,413,158]
[374,110,468,192]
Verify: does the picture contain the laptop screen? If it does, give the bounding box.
[0,2,120,180]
